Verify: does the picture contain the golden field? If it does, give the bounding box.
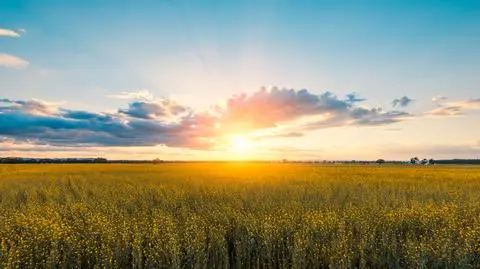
[1,163,480,268]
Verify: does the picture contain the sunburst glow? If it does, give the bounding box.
[230,134,254,153]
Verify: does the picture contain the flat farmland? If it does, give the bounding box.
[1,163,480,268]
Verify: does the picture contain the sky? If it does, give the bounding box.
[1,0,479,160]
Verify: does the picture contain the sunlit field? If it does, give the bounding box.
[1,163,480,268]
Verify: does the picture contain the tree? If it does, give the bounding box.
[94,157,107,163]
[428,158,435,165]
[410,157,419,164]
[152,158,163,164]
[376,159,386,164]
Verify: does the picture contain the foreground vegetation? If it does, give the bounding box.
[1,163,480,268]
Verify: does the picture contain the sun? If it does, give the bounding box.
[230,134,254,153]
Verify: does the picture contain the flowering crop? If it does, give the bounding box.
[0,163,480,268]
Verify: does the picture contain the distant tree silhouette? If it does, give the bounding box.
[376,159,386,164]
[152,158,164,164]
[94,158,107,163]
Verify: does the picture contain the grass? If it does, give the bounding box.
[1,163,480,268]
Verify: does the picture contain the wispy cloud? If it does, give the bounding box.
[0,53,29,68]
[392,96,413,107]
[425,98,480,117]
[432,95,448,104]
[107,90,154,101]
[0,28,23,37]
[0,87,412,149]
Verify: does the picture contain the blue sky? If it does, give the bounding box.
[1,0,479,160]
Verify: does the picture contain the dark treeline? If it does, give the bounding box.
[0,157,479,165]
[0,157,109,164]
[434,159,480,165]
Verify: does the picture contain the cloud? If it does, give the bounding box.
[0,98,57,115]
[384,127,402,132]
[432,95,448,104]
[221,87,344,131]
[118,100,190,120]
[425,106,463,117]
[0,28,22,37]
[345,93,366,103]
[350,108,409,126]
[392,96,413,107]
[218,87,408,133]
[0,87,411,149]
[459,98,480,109]
[0,53,29,68]
[424,98,480,117]
[0,98,216,149]
[107,90,154,101]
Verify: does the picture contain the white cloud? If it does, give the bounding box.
[107,90,154,101]
[0,28,21,37]
[0,53,29,68]
[432,95,448,103]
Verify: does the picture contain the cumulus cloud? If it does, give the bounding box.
[392,96,413,107]
[220,87,346,131]
[219,87,411,134]
[0,53,29,68]
[119,100,191,120]
[0,87,412,149]
[0,28,22,37]
[0,98,216,149]
[425,98,480,117]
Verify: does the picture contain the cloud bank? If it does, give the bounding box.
[1,87,414,149]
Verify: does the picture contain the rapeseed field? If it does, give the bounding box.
[1,163,480,268]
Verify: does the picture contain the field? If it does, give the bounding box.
[1,163,480,268]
